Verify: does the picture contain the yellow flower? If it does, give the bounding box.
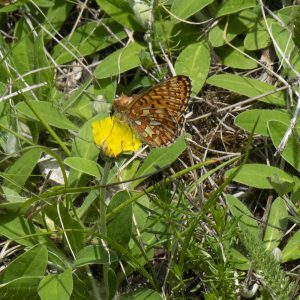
[92,116,142,158]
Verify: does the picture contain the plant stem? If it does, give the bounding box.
[99,160,112,299]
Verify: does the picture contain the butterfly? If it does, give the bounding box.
[112,75,192,147]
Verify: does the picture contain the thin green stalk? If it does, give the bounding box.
[98,160,112,299]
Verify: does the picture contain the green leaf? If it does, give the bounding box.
[3,148,41,194]
[268,120,300,172]
[33,34,54,100]
[244,28,270,50]
[108,268,118,300]
[132,135,187,188]
[225,164,294,189]
[58,203,85,255]
[264,197,289,251]
[107,191,132,248]
[228,248,250,270]
[209,9,259,47]
[0,244,47,283]
[73,245,118,268]
[0,213,69,268]
[0,244,48,300]
[38,269,73,300]
[267,177,295,196]
[207,74,286,106]
[94,42,146,79]
[226,195,259,237]
[52,20,127,64]
[64,157,102,178]
[16,101,78,130]
[96,0,142,31]
[293,5,300,50]
[215,40,257,70]
[63,80,95,120]
[175,41,210,95]
[282,229,300,262]
[270,21,300,78]
[171,0,213,21]
[216,0,256,17]
[235,109,292,136]
[11,19,35,85]
[68,116,101,187]
[0,1,25,12]
[119,289,163,300]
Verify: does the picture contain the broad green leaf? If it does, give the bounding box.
[226,194,259,237]
[38,269,73,300]
[225,164,294,189]
[64,157,101,178]
[108,268,118,300]
[68,115,101,188]
[267,177,295,196]
[52,20,127,64]
[63,80,95,120]
[11,19,35,85]
[171,0,213,21]
[215,41,257,70]
[209,9,258,47]
[235,109,292,136]
[0,213,70,268]
[130,0,151,28]
[293,5,300,50]
[128,195,155,268]
[216,0,256,17]
[96,0,142,31]
[264,197,289,251]
[73,245,118,267]
[107,191,132,248]
[132,135,186,188]
[76,190,99,219]
[58,203,85,255]
[0,1,26,12]
[244,28,270,50]
[16,101,78,130]
[0,245,48,299]
[132,194,150,232]
[0,187,24,210]
[0,244,47,283]
[291,176,300,203]
[268,120,300,172]
[33,34,54,100]
[94,42,146,79]
[33,0,55,7]
[282,229,300,262]
[175,41,210,95]
[119,289,163,300]
[277,5,300,25]
[270,21,300,78]
[228,248,250,270]
[154,20,200,50]
[3,148,41,194]
[207,74,286,106]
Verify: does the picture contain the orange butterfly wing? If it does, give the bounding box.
[115,75,192,147]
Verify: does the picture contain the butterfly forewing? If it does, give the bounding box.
[114,75,192,147]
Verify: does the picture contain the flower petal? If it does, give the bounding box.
[92,117,142,157]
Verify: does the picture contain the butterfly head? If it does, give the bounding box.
[111,94,134,116]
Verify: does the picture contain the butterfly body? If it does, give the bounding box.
[113,75,192,147]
